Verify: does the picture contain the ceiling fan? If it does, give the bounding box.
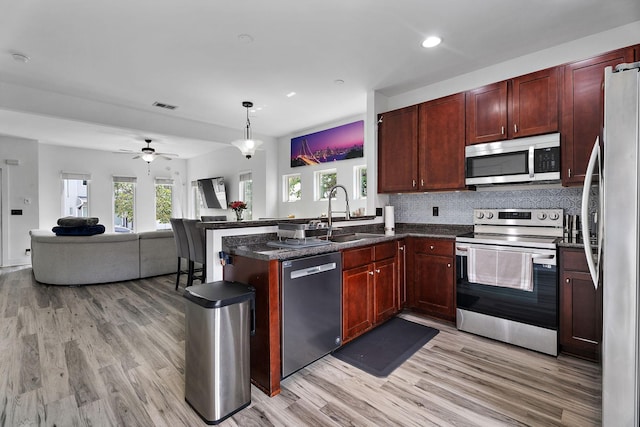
[117,139,178,163]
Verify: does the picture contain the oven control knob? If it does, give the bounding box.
[537,212,547,220]
[549,212,560,221]
[485,212,494,219]
[476,211,484,219]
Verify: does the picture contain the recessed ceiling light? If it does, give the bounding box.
[237,34,254,44]
[12,53,30,63]
[286,92,296,98]
[421,36,442,48]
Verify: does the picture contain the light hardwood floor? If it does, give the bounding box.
[0,266,601,426]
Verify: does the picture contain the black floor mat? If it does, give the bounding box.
[332,317,439,377]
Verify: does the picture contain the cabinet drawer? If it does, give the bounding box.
[561,248,589,272]
[374,241,396,261]
[412,238,454,256]
[343,246,373,269]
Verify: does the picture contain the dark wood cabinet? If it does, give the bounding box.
[377,105,418,192]
[378,94,465,193]
[466,67,559,145]
[561,47,635,186]
[342,241,398,343]
[396,239,407,310]
[407,237,455,322]
[559,247,602,361]
[418,93,466,191]
[465,81,508,144]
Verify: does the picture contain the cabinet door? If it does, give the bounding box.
[412,253,455,321]
[397,240,407,311]
[373,257,397,324]
[418,93,465,191]
[342,265,374,342]
[377,106,418,192]
[561,47,635,186]
[559,249,603,361]
[510,67,558,138]
[465,81,508,145]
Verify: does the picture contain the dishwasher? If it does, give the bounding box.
[281,251,342,378]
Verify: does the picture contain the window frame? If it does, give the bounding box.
[315,168,338,201]
[112,176,137,232]
[61,172,91,218]
[154,177,174,230]
[283,173,302,203]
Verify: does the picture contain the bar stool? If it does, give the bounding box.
[170,218,191,290]
[183,219,206,287]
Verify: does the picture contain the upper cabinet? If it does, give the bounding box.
[378,94,465,193]
[561,47,636,186]
[418,93,466,191]
[377,105,418,193]
[466,67,559,145]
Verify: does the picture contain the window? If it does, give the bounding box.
[61,172,91,217]
[113,176,136,232]
[155,178,173,230]
[354,165,367,199]
[284,173,301,202]
[239,171,253,220]
[315,169,337,200]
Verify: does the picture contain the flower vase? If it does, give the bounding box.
[235,210,244,221]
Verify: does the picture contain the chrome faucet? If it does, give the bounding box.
[327,184,350,236]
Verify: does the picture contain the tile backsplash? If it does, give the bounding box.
[390,186,598,225]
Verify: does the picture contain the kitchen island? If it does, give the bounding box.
[217,222,471,397]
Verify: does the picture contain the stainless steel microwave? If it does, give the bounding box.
[465,133,561,186]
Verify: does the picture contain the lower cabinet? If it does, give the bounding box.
[342,241,398,343]
[407,237,455,322]
[559,247,602,361]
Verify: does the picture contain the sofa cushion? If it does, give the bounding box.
[139,230,177,277]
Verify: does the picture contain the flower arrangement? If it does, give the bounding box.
[229,200,247,220]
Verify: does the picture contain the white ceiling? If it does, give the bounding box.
[1,0,639,158]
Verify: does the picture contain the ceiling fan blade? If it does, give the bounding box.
[158,155,173,161]
[156,152,178,157]
[132,155,141,160]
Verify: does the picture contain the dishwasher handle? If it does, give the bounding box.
[290,262,337,279]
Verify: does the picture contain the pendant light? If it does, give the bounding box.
[232,101,263,159]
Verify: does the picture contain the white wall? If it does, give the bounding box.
[276,115,371,219]
[187,139,278,221]
[38,144,188,233]
[385,21,640,111]
[0,135,39,266]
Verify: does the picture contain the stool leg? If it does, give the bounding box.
[187,260,194,287]
[175,257,182,290]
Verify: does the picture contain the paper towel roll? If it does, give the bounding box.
[384,205,395,236]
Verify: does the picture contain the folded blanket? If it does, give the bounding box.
[52,224,106,236]
[57,216,100,227]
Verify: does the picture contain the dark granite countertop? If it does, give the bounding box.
[221,223,473,261]
[198,215,375,230]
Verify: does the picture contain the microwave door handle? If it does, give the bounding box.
[528,146,535,178]
[581,137,600,290]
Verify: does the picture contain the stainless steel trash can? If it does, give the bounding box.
[183,281,255,425]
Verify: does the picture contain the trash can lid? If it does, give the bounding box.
[184,281,255,308]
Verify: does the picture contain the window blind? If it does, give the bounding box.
[113,176,137,183]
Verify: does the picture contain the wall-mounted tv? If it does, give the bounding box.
[197,177,227,209]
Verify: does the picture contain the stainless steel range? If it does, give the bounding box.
[455,208,563,356]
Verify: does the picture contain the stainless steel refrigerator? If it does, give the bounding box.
[582,61,640,426]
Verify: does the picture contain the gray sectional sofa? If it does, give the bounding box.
[29,229,177,285]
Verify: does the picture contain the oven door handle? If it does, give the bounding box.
[531,254,554,260]
[456,246,468,251]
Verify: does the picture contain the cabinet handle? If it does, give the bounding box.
[514,124,518,133]
[421,179,424,187]
[447,263,451,268]
[565,278,570,284]
[568,168,572,178]
[375,269,381,273]
[399,246,405,251]
[501,126,505,135]
[430,245,435,250]
[369,271,374,275]
[412,179,416,187]
[377,115,383,124]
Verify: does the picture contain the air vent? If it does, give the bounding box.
[153,101,178,110]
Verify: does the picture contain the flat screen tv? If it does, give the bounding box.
[197,177,227,209]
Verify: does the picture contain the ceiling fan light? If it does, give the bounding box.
[142,153,155,162]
